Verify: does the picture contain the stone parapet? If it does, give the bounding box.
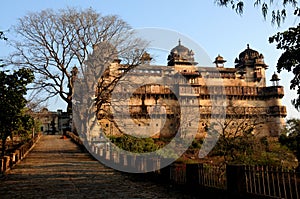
[0,133,41,175]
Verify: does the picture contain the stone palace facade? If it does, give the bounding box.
[97,41,287,139]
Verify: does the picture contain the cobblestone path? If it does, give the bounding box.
[0,135,196,199]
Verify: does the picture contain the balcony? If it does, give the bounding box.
[262,86,284,97]
[267,106,287,116]
[180,70,200,76]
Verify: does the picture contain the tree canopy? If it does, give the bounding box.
[269,24,300,110]
[279,118,300,169]
[0,67,34,156]
[215,0,299,26]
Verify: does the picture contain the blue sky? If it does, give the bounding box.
[0,0,299,119]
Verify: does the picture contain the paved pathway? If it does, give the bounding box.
[0,135,195,199]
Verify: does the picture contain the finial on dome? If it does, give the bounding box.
[247,44,250,49]
[178,39,181,46]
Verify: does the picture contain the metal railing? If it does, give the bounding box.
[244,165,299,199]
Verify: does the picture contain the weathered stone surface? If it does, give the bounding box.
[0,135,194,198]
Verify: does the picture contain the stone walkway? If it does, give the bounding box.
[0,135,195,199]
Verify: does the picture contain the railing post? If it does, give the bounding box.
[0,158,4,173]
[3,156,10,172]
[15,150,20,163]
[146,157,160,172]
[159,164,171,183]
[136,156,142,172]
[9,153,16,166]
[120,153,127,167]
[186,163,201,193]
[99,148,103,157]
[186,163,200,185]
[226,164,246,197]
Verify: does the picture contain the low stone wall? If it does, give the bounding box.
[65,131,83,145]
[56,132,300,198]
[0,134,41,175]
[66,131,168,173]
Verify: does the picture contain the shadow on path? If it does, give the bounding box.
[0,135,201,199]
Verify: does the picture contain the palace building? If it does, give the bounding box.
[97,41,287,139]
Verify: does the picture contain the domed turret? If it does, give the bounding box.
[213,54,226,68]
[239,44,259,61]
[235,44,267,69]
[140,52,152,65]
[270,72,281,86]
[167,40,198,66]
[171,40,190,54]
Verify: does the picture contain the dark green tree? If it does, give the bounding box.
[0,68,34,156]
[269,25,300,110]
[12,108,36,144]
[279,118,300,169]
[205,108,264,164]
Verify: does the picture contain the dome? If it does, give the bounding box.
[167,40,197,66]
[213,54,226,67]
[214,54,226,63]
[235,44,267,68]
[171,40,190,55]
[270,72,281,86]
[238,44,260,61]
[270,72,280,82]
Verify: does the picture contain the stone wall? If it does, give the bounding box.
[0,134,41,175]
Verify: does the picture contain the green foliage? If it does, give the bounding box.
[109,135,160,153]
[269,25,300,110]
[191,139,203,149]
[251,139,297,167]
[206,125,297,167]
[209,132,256,163]
[0,67,34,156]
[14,110,36,142]
[156,147,179,159]
[109,135,184,158]
[279,118,300,168]
[209,135,296,167]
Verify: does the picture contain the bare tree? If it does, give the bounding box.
[8,7,147,112]
[206,105,267,163]
[72,41,147,140]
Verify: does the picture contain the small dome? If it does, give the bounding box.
[167,40,197,66]
[171,39,190,55]
[270,72,280,81]
[235,44,267,68]
[140,52,152,64]
[238,44,260,61]
[213,54,226,63]
[213,54,226,67]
